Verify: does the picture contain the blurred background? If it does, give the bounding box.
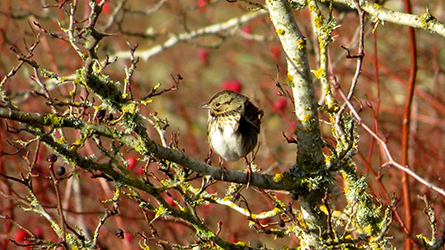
[0,0,444,249]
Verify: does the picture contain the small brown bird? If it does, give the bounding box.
[201,90,263,163]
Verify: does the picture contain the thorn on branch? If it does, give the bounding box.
[340,45,364,59]
[322,190,333,238]
[127,41,139,53]
[168,130,180,149]
[282,132,298,144]
[204,149,212,166]
[271,73,294,105]
[90,170,113,181]
[32,21,46,33]
[0,141,24,157]
[42,0,71,9]
[330,76,340,89]
[6,122,27,134]
[0,171,29,186]
[142,74,181,100]
[216,221,223,236]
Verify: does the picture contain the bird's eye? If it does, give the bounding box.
[215,103,221,107]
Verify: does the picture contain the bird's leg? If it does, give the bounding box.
[244,156,253,188]
[205,148,213,165]
[218,157,225,169]
[218,157,229,181]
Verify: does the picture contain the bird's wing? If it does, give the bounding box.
[243,102,263,133]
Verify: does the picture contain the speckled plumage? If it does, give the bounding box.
[202,90,263,162]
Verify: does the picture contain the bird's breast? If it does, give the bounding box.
[208,122,243,162]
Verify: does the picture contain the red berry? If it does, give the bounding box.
[242,26,252,34]
[198,48,209,66]
[221,79,242,93]
[207,187,216,194]
[36,148,46,165]
[259,218,271,224]
[289,121,297,131]
[127,157,137,170]
[273,97,288,113]
[229,233,239,243]
[166,196,175,207]
[94,0,111,15]
[271,45,281,59]
[136,167,144,175]
[102,3,111,14]
[47,154,58,163]
[197,0,208,12]
[33,227,44,239]
[125,233,133,242]
[13,229,29,243]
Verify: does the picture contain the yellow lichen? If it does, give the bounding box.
[318,204,328,214]
[286,74,294,87]
[112,188,121,201]
[69,145,79,156]
[273,173,284,183]
[363,224,374,235]
[419,11,435,29]
[296,38,306,50]
[276,29,285,35]
[122,102,137,114]
[234,241,246,246]
[311,68,324,80]
[56,137,67,144]
[141,99,153,105]
[301,114,312,123]
[44,114,63,126]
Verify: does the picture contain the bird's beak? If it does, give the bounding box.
[199,103,209,109]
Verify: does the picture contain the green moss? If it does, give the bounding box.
[43,114,64,126]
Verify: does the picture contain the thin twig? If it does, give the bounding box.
[332,79,445,197]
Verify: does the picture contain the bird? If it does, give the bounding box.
[201,90,263,164]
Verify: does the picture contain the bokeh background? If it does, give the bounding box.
[0,0,444,249]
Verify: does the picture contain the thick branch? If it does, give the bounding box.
[266,0,324,170]
[336,0,445,37]
[0,106,299,191]
[266,0,328,248]
[114,10,267,61]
